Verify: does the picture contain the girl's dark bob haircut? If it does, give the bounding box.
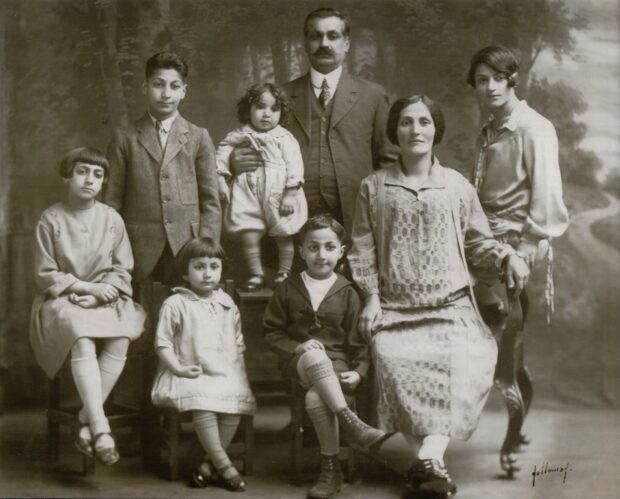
[59,147,109,180]
[466,45,519,88]
[237,82,290,126]
[298,213,346,245]
[177,237,227,275]
[386,95,445,146]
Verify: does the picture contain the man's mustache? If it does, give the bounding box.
[313,47,334,56]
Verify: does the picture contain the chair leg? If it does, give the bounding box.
[167,412,181,481]
[290,404,304,485]
[81,454,96,476]
[47,417,60,462]
[243,415,254,476]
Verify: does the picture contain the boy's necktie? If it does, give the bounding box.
[319,79,331,109]
[155,121,167,149]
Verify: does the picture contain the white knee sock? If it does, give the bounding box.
[71,354,109,435]
[99,351,127,403]
[193,411,237,478]
[218,414,241,450]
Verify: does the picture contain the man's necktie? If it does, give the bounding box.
[156,121,167,149]
[319,79,331,109]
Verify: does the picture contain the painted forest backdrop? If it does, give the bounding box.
[1,0,618,409]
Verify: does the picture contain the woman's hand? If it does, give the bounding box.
[89,283,119,303]
[175,365,202,379]
[279,190,296,216]
[516,238,540,269]
[295,339,325,355]
[69,293,99,308]
[339,371,361,392]
[229,139,264,175]
[358,294,382,342]
[505,254,530,296]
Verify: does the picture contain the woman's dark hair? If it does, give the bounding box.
[303,7,351,38]
[298,214,346,245]
[237,83,290,126]
[177,237,227,275]
[466,45,519,88]
[386,95,445,146]
[145,51,189,81]
[59,147,109,180]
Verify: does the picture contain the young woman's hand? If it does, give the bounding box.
[516,238,540,268]
[505,254,530,296]
[295,339,325,355]
[339,371,361,392]
[69,293,99,308]
[279,191,296,216]
[175,365,202,378]
[358,294,382,342]
[89,283,119,303]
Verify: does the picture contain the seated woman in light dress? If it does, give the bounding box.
[347,95,529,498]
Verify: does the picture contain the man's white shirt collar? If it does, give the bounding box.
[310,66,343,102]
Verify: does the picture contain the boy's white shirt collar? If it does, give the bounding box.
[149,112,178,132]
[310,66,343,101]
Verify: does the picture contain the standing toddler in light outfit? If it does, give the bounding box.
[151,237,256,492]
[216,83,308,290]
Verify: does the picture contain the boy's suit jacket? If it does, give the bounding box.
[282,71,396,233]
[104,113,221,282]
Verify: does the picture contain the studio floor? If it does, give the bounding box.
[0,393,618,499]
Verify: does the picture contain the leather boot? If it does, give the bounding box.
[336,407,386,451]
[307,454,343,499]
[408,458,457,498]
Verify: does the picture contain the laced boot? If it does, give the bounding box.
[407,458,457,498]
[336,407,386,451]
[307,454,344,499]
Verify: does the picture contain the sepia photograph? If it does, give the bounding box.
[0,0,618,497]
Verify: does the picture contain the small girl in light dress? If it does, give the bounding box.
[151,237,256,491]
[29,147,146,465]
[216,82,308,291]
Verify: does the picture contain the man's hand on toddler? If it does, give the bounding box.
[295,339,325,355]
[175,365,202,378]
[339,371,361,392]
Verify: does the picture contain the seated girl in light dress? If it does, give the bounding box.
[29,147,146,465]
[151,237,256,492]
[216,83,308,291]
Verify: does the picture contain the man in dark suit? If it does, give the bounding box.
[232,7,394,234]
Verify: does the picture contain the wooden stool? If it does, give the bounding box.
[47,366,142,475]
[156,409,254,480]
[289,382,357,485]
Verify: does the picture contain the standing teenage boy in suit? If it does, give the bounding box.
[104,51,221,287]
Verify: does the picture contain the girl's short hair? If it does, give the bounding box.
[466,46,519,88]
[237,83,290,126]
[386,95,445,146]
[59,147,109,180]
[298,214,346,245]
[145,51,189,81]
[177,237,227,275]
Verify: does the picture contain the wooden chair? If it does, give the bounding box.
[47,364,143,475]
[289,381,357,486]
[153,280,255,480]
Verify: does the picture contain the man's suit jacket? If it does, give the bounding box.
[104,113,221,282]
[282,71,395,233]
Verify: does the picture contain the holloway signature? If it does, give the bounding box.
[531,461,572,487]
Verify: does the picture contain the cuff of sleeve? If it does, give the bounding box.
[100,275,133,296]
[217,169,232,179]
[285,180,304,189]
[46,274,79,298]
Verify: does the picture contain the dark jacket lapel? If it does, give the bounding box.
[288,74,311,139]
[330,71,361,130]
[136,113,162,164]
